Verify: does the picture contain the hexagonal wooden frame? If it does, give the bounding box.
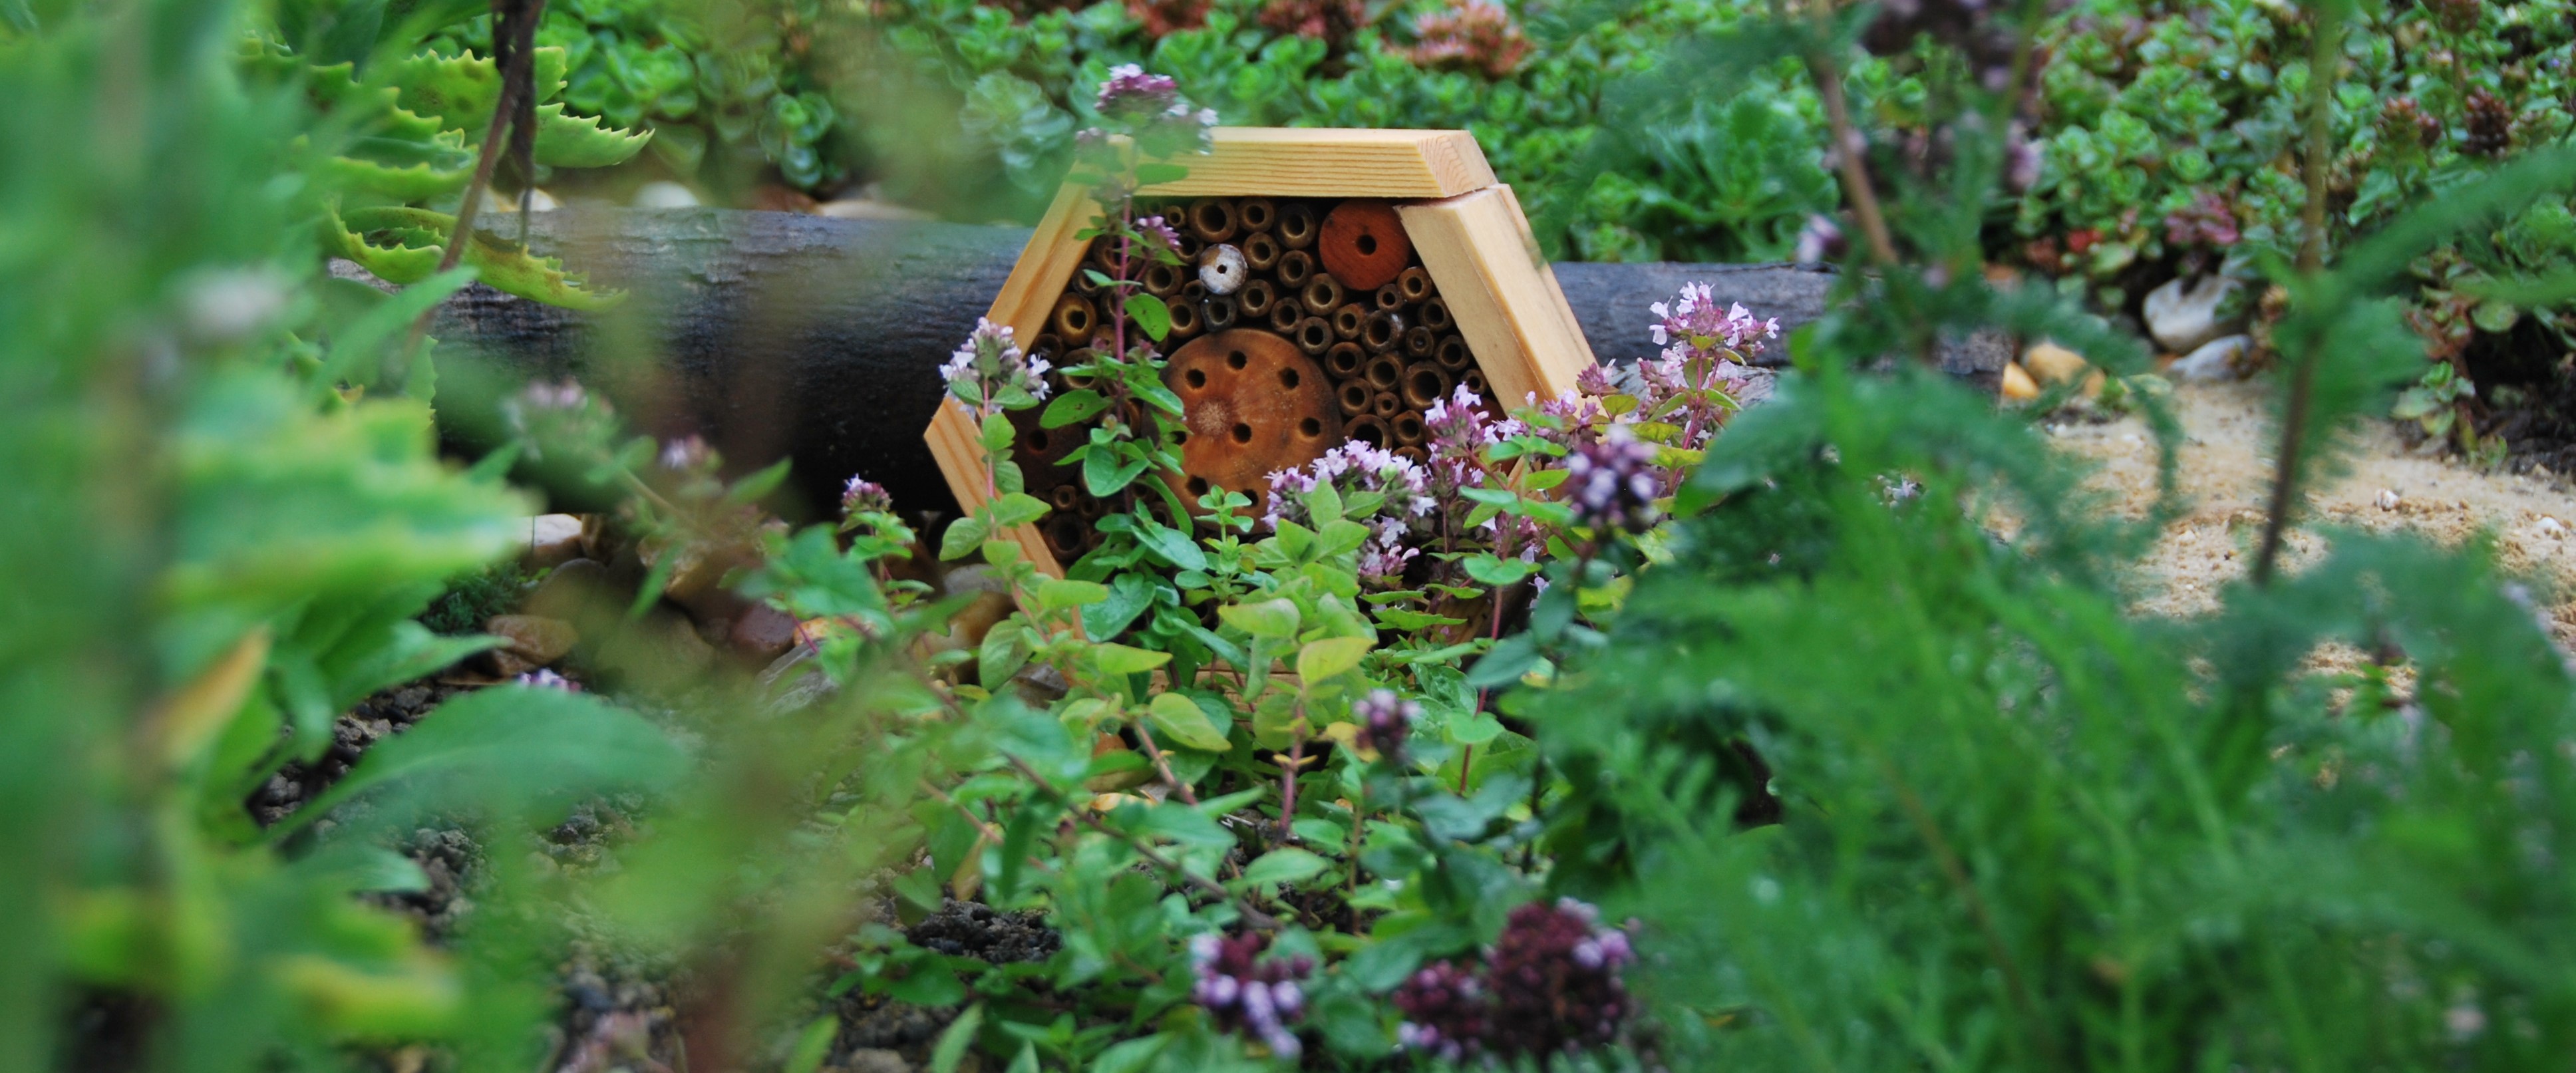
[923,128,1597,578]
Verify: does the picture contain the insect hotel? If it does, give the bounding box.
[925,128,1597,577]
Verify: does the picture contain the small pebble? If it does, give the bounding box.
[2539,516,2568,537]
[2376,489,2400,511]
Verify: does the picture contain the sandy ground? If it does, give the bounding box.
[2040,380,2576,653]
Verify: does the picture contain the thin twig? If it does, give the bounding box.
[393,0,547,387]
[2252,3,2346,586]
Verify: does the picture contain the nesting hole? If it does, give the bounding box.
[1279,367,1301,388]
[1227,349,1249,370]
[1299,417,1323,438]
[1186,369,1208,389]
[1231,423,1253,444]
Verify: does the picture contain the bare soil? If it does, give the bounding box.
[2043,379,2576,653]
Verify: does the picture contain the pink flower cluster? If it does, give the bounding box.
[1263,442,1434,585]
[1649,281,1777,365]
[939,317,1052,412]
[1088,64,1219,155]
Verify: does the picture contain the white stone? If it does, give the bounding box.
[522,514,586,567]
[2144,274,2243,353]
[2169,334,2254,383]
[632,181,702,209]
[483,187,560,213]
[2376,489,2400,511]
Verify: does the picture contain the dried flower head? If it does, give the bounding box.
[940,317,1052,412]
[1189,933,1313,1058]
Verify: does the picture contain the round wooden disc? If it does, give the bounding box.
[1319,200,1412,292]
[1163,328,1339,512]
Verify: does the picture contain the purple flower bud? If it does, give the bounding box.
[1796,214,1848,265]
[841,476,894,518]
[1561,426,1662,533]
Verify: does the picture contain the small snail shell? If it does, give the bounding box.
[1198,243,1247,295]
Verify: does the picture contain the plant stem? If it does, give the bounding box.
[1002,753,1281,930]
[393,0,547,388]
[2252,3,2346,587]
[1130,722,1200,806]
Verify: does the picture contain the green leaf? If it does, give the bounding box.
[1134,521,1208,571]
[1035,578,1108,611]
[1125,293,1173,341]
[930,1004,983,1073]
[1462,554,1539,587]
[267,685,686,840]
[1134,162,1192,186]
[981,412,1018,453]
[784,1015,839,1073]
[1041,388,1110,428]
[1297,637,1372,683]
[1448,712,1505,745]
[939,517,990,561]
[1094,643,1172,677]
[1084,450,1150,496]
[1147,692,1234,751]
[989,492,1050,528]
[1373,607,1467,631]
[1082,571,1158,639]
[331,206,624,310]
[1219,598,1301,639]
[980,624,1031,688]
[1236,847,1331,888]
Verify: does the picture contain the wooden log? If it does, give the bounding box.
[420,208,2002,523]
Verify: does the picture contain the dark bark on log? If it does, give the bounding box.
[425,208,2007,520]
